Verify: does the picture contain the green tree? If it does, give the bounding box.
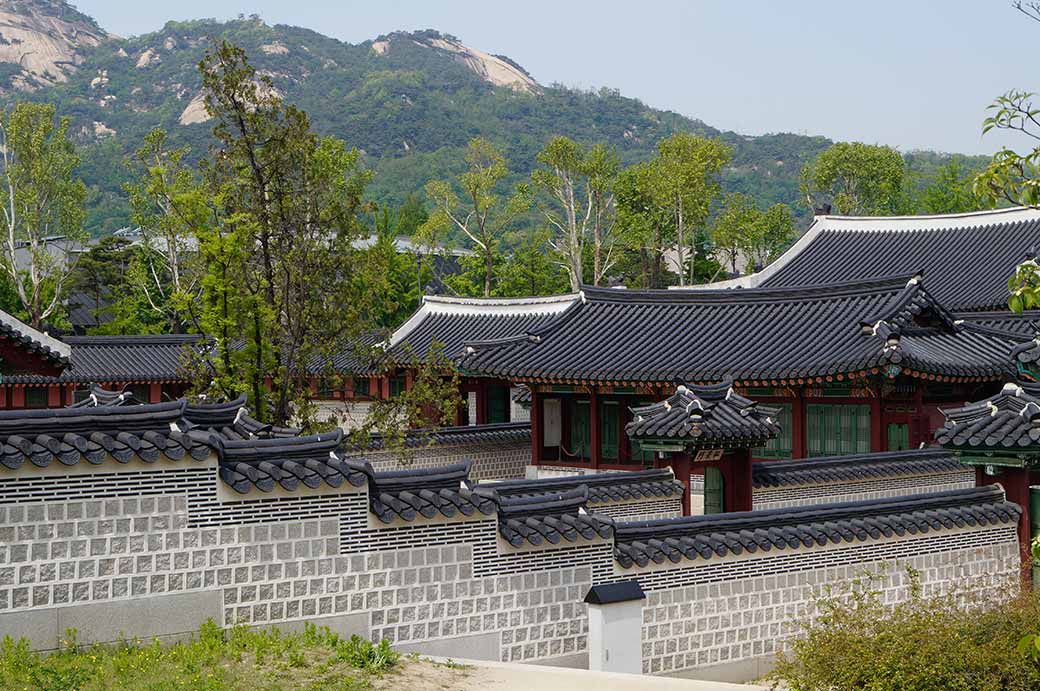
[0,102,87,328]
[750,203,795,268]
[918,157,983,214]
[614,160,674,289]
[652,133,731,286]
[193,40,376,426]
[67,235,133,331]
[711,193,760,274]
[419,138,529,297]
[494,231,570,297]
[124,128,209,333]
[532,137,620,289]
[800,142,906,216]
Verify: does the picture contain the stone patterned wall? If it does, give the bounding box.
[593,499,682,522]
[346,440,530,481]
[0,457,1019,683]
[634,526,1018,677]
[751,470,976,511]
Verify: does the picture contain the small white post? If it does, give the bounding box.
[584,581,646,674]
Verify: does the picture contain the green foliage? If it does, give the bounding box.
[419,137,530,296]
[190,41,376,426]
[0,101,87,327]
[0,620,399,690]
[769,571,1040,691]
[531,136,619,289]
[916,156,985,214]
[801,142,907,215]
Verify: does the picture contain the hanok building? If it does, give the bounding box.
[936,380,1040,569]
[319,293,578,427]
[458,276,1020,494]
[0,309,197,408]
[704,206,1040,311]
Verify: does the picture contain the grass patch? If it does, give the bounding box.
[0,620,400,691]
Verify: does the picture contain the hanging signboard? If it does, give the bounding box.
[694,449,724,462]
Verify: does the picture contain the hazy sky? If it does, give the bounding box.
[74,1,1037,155]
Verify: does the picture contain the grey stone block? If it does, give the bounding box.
[56,589,222,646]
[0,608,59,649]
[396,631,500,661]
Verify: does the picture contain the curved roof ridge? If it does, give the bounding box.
[422,292,580,310]
[696,206,1040,294]
[585,274,919,304]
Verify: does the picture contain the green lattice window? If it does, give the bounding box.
[486,385,510,424]
[806,404,871,456]
[569,399,590,460]
[353,377,371,397]
[887,423,910,451]
[24,387,48,408]
[755,403,793,458]
[389,376,406,397]
[600,400,619,461]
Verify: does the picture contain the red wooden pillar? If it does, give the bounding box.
[149,382,162,403]
[870,387,884,452]
[531,388,543,466]
[369,375,380,398]
[791,393,806,459]
[10,387,24,409]
[589,388,601,469]
[979,468,1033,577]
[47,385,61,408]
[404,370,414,392]
[676,453,692,516]
[380,376,390,400]
[724,449,754,512]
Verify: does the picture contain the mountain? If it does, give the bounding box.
[0,2,991,234]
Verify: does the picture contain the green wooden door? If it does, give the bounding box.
[807,404,871,456]
[887,423,910,451]
[704,467,725,515]
[487,385,510,424]
[570,400,590,459]
[600,401,619,461]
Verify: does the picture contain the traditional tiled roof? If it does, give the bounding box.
[459,277,1016,386]
[55,335,201,383]
[0,309,70,366]
[348,422,530,451]
[487,468,684,505]
[339,293,578,374]
[751,448,962,488]
[67,385,142,407]
[360,459,498,524]
[702,207,1040,311]
[0,400,212,469]
[614,485,1020,568]
[496,486,614,547]
[217,430,365,494]
[954,310,1040,338]
[512,384,532,408]
[626,382,780,447]
[936,381,1040,449]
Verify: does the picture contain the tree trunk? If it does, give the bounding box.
[484,249,493,297]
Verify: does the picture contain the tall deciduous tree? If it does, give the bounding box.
[124,128,209,333]
[0,102,86,328]
[420,138,529,297]
[800,142,906,216]
[652,133,730,286]
[532,137,620,289]
[711,195,795,278]
[614,160,673,289]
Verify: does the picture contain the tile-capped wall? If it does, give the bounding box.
[0,458,1019,682]
[752,470,976,511]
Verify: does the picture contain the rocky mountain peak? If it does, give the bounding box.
[372,29,539,93]
[0,0,108,89]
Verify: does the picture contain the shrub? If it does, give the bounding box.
[769,571,1040,691]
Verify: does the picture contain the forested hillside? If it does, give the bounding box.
[0,5,986,234]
